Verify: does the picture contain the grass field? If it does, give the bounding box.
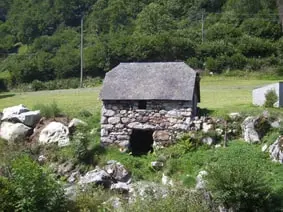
[0,76,282,116]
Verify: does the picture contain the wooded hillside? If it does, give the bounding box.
[0,0,282,85]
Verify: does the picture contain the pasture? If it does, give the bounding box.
[0,76,282,116]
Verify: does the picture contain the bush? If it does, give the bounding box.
[31,80,47,91]
[264,89,278,108]
[206,144,274,211]
[0,156,66,212]
[33,101,62,118]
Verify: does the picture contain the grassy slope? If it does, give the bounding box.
[0,76,281,115]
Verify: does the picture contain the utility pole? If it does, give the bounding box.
[80,16,84,88]
[201,10,205,43]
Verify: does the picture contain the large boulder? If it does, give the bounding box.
[241,117,260,144]
[2,104,29,120]
[0,122,32,143]
[2,105,41,127]
[104,160,131,183]
[269,136,283,163]
[78,167,112,187]
[38,122,70,147]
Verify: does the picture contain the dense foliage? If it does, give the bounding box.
[0,0,282,87]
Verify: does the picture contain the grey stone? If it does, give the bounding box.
[101,124,114,130]
[269,136,283,163]
[2,104,29,120]
[195,170,208,190]
[0,122,31,143]
[271,121,280,128]
[39,122,70,147]
[115,124,124,129]
[241,117,260,144]
[38,155,47,164]
[121,117,130,124]
[101,116,108,124]
[101,129,109,137]
[103,109,115,117]
[181,111,191,117]
[153,131,170,141]
[110,182,130,193]
[104,160,131,183]
[201,137,214,146]
[79,167,112,187]
[68,118,87,130]
[108,117,120,125]
[173,124,189,131]
[151,161,164,170]
[166,110,181,118]
[67,171,80,183]
[161,173,174,186]
[202,123,213,133]
[117,135,130,140]
[58,161,74,175]
[120,110,127,115]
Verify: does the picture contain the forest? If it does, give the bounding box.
[0,0,282,86]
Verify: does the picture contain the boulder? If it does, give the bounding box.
[110,182,130,193]
[2,104,29,120]
[78,167,112,187]
[104,160,131,183]
[161,173,174,186]
[68,118,87,131]
[38,122,70,147]
[269,136,283,163]
[195,170,208,190]
[0,122,32,143]
[201,136,214,146]
[17,110,41,127]
[241,116,260,144]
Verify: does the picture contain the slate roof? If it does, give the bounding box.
[100,62,198,101]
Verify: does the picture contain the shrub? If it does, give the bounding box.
[31,80,47,91]
[206,144,273,211]
[33,101,62,118]
[264,89,278,108]
[122,188,211,212]
[0,156,66,212]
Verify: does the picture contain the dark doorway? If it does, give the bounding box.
[129,129,154,156]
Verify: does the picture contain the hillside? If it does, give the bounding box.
[0,0,282,88]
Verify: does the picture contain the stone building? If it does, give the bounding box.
[100,62,200,155]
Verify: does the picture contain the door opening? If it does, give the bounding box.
[129,129,154,156]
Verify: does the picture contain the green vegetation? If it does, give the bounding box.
[264,89,278,107]
[0,0,282,89]
[0,156,66,212]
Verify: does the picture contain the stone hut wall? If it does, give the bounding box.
[101,100,195,150]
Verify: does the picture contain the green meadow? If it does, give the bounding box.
[0,76,281,115]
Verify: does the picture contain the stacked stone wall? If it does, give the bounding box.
[101,100,194,150]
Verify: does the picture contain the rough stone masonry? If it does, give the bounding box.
[101,100,194,150]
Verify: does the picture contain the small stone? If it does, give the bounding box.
[120,110,127,115]
[121,118,130,124]
[101,116,108,124]
[201,136,214,146]
[101,129,109,137]
[101,124,114,130]
[159,110,167,115]
[108,117,120,125]
[103,109,115,117]
[229,112,240,120]
[117,135,130,140]
[202,123,213,133]
[151,161,164,170]
[111,182,130,193]
[153,131,170,141]
[215,144,221,148]
[173,124,189,131]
